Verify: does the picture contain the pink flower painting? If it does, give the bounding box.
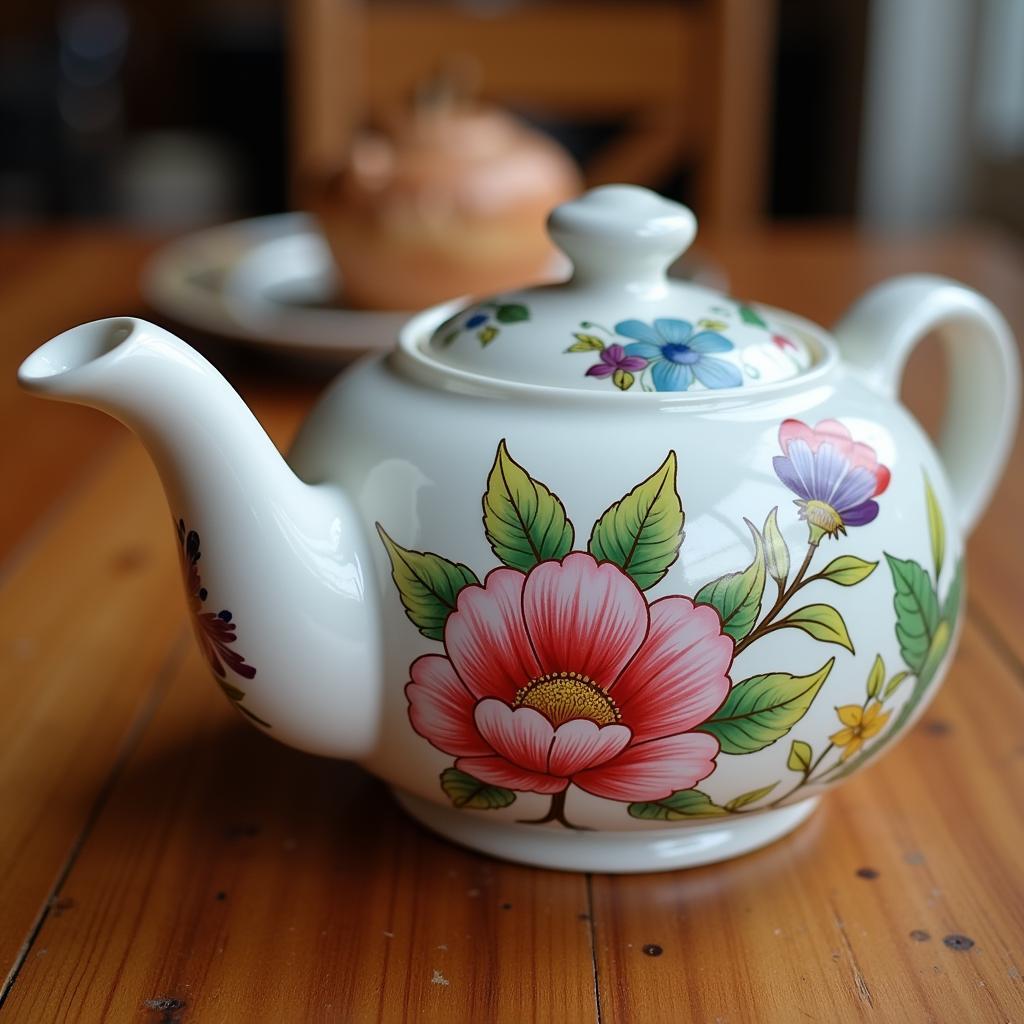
[380,432,898,827]
[406,553,733,815]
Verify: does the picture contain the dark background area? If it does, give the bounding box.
[0,0,870,225]
[1,0,1020,232]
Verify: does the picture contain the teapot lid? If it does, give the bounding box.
[422,185,815,393]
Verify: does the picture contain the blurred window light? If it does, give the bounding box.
[975,0,1024,158]
[859,0,975,227]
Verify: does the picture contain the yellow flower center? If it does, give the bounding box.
[797,499,845,539]
[513,671,620,728]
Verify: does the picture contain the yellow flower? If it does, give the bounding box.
[830,701,892,761]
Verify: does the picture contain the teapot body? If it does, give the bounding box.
[18,187,1017,873]
[289,312,966,868]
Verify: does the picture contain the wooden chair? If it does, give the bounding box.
[289,0,778,228]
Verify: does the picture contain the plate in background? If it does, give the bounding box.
[142,212,412,357]
[142,212,728,359]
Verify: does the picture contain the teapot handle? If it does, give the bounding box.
[834,274,1020,536]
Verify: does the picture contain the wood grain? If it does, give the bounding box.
[702,0,779,227]
[287,0,364,200]
[590,620,1024,1023]
[0,223,315,992]
[1,645,597,1024]
[0,231,153,563]
[361,3,704,115]
[0,226,1021,1022]
[0,439,183,978]
[0,392,310,988]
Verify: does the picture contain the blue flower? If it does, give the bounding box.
[466,312,489,328]
[615,318,742,391]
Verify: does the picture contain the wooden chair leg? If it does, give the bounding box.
[701,0,779,229]
[288,0,366,207]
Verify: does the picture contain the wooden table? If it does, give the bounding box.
[1,226,1022,1023]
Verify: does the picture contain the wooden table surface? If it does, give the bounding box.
[1,225,1022,1023]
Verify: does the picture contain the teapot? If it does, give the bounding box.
[18,186,1019,873]
[313,99,581,310]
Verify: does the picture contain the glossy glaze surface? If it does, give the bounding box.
[17,187,1019,870]
[289,329,966,836]
[427,186,813,390]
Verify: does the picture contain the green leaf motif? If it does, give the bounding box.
[943,556,964,625]
[775,603,855,652]
[920,619,952,683]
[815,555,878,586]
[232,699,272,728]
[762,506,790,586]
[787,739,813,773]
[883,670,910,698]
[483,440,574,572]
[885,554,940,674]
[495,303,530,324]
[700,658,835,754]
[738,303,768,329]
[725,782,778,811]
[829,546,963,782]
[588,451,684,591]
[218,680,273,728]
[694,520,766,640]
[220,679,245,702]
[567,333,604,352]
[627,789,728,820]
[440,768,516,810]
[376,525,479,641]
[824,502,965,783]
[612,368,635,391]
[924,473,945,581]
[866,654,885,698]
[478,325,499,345]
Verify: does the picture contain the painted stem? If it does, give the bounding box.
[733,541,819,657]
[763,742,836,809]
[762,691,876,809]
[518,789,589,830]
[579,320,616,337]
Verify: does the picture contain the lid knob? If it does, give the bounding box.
[422,182,815,391]
[547,184,697,291]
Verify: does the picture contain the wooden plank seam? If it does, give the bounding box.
[0,635,189,1009]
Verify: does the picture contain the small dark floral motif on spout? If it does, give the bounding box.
[176,519,270,728]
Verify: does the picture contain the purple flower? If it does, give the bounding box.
[772,419,891,541]
[586,344,648,380]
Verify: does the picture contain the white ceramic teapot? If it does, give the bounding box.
[19,186,1019,873]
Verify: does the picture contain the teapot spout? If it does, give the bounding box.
[18,317,381,757]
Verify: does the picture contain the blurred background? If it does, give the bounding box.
[2,0,1021,237]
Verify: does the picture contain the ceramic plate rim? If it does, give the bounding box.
[140,212,412,357]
